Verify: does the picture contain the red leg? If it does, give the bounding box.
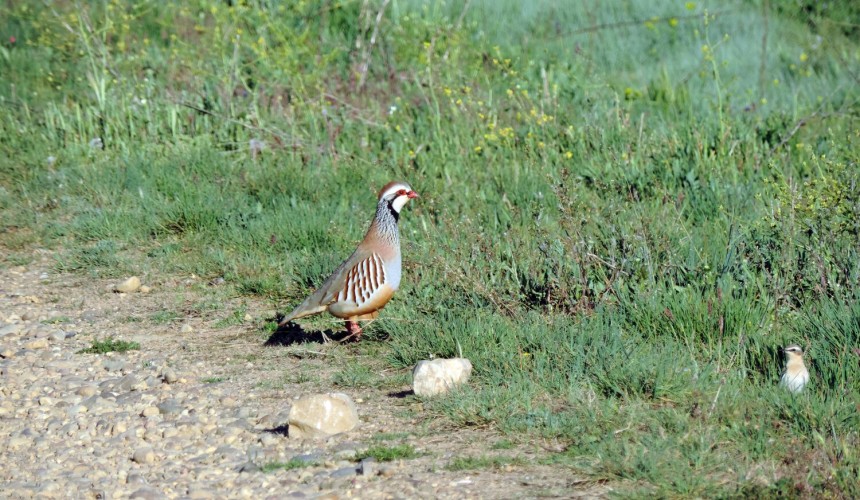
[343,320,362,342]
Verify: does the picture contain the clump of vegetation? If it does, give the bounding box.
[78,337,140,354]
[356,444,419,462]
[260,459,317,473]
[447,455,525,471]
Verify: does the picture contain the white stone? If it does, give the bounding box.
[288,393,359,439]
[132,447,156,464]
[114,276,141,293]
[412,358,473,397]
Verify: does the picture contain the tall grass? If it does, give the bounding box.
[1,0,858,496]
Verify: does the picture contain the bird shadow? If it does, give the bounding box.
[264,318,352,346]
[386,389,414,399]
[263,425,290,436]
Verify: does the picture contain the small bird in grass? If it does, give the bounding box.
[278,181,419,342]
[780,344,810,394]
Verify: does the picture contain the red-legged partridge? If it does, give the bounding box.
[279,181,419,341]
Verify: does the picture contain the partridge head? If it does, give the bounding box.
[780,344,809,394]
[279,181,419,341]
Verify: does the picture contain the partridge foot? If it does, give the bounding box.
[340,320,363,343]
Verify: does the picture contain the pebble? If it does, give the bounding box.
[77,385,98,397]
[141,406,160,418]
[103,359,127,372]
[132,447,156,464]
[359,458,376,477]
[237,462,260,473]
[0,323,23,336]
[161,368,178,384]
[181,324,194,334]
[24,338,49,350]
[157,399,182,415]
[129,487,164,499]
[139,286,152,294]
[330,466,358,479]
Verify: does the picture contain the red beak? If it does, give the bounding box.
[407,190,419,199]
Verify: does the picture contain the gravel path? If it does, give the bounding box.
[0,262,607,499]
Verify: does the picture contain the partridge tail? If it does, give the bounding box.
[278,286,333,326]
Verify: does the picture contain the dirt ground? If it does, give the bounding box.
[0,256,610,499]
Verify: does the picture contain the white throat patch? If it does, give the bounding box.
[391,194,410,213]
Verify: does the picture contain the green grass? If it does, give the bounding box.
[331,361,379,388]
[202,377,225,384]
[447,455,525,471]
[260,459,317,473]
[490,439,515,450]
[356,444,419,462]
[78,337,140,354]
[2,0,859,496]
[43,316,72,324]
[149,310,180,324]
[372,432,412,442]
[214,305,249,328]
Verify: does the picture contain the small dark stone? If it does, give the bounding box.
[238,462,261,473]
[157,399,182,415]
[102,359,127,372]
[360,457,376,476]
[329,466,359,479]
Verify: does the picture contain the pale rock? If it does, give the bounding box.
[114,276,141,293]
[359,457,376,476]
[0,347,13,358]
[132,447,156,464]
[77,385,98,397]
[412,358,473,397]
[287,393,359,439]
[139,285,152,294]
[161,367,178,384]
[180,324,193,334]
[141,406,160,418]
[24,338,49,349]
